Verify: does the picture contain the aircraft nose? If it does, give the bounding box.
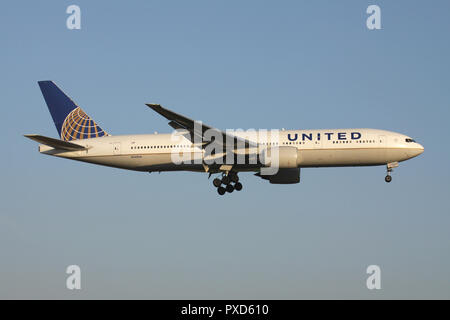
[411,143,424,157]
[418,143,424,154]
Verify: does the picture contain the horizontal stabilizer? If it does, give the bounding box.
[24,134,87,151]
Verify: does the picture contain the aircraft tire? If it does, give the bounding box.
[213,178,222,188]
[222,176,231,185]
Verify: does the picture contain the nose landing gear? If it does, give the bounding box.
[212,171,243,195]
[385,162,398,183]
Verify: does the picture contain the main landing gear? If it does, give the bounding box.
[213,172,243,195]
[385,162,398,183]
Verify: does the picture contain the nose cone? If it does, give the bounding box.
[418,143,424,154]
[410,143,424,158]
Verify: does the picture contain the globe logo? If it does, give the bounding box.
[61,107,107,141]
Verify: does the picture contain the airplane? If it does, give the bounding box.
[25,81,424,195]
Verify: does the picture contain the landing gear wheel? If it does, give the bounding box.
[385,162,398,184]
[229,173,239,183]
[234,182,243,191]
[213,178,222,188]
[226,184,234,193]
[222,176,230,185]
[217,186,226,195]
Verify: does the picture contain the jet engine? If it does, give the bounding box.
[256,168,300,184]
[257,147,301,184]
[260,146,301,168]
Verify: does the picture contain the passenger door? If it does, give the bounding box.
[378,135,387,161]
[113,142,121,155]
[378,135,386,147]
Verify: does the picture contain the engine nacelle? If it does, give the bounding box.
[257,168,300,184]
[261,146,300,169]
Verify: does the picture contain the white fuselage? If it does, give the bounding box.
[38,128,424,172]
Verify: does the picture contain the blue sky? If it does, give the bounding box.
[1,0,449,299]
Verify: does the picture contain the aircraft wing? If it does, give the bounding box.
[24,134,87,151]
[146,104,258,150]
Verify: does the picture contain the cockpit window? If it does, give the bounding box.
[405,138,416,143]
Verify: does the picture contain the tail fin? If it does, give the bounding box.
[38,81,108,141]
